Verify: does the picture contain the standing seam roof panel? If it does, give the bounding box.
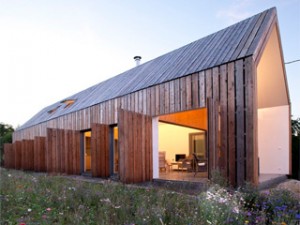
[18,8,276,130]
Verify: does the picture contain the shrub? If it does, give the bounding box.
[198,184,246,224]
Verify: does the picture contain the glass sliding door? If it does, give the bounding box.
[189,132,207,159]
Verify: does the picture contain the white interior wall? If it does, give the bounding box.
[258,105,289,174]
[158,122,201,163]
[152,117,159,178]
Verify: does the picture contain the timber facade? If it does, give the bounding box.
[5,8,291,186]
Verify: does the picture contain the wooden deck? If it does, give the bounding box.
[159,170,208,182]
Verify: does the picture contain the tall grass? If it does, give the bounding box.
[1,168,299,225]
[0,168,201,224]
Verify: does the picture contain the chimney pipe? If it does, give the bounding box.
[133,56,142,66]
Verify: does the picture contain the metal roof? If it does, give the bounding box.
[19,7,276,130]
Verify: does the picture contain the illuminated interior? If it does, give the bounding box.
[83,131,91,172]
[257,24,290,175]
[157,108,208,181]
[113,127,119,174]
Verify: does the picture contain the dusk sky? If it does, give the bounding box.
[0,0,299,128]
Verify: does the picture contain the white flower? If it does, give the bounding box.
[8,174,11,177]
[28,208,32,212]
[232,206,239,214]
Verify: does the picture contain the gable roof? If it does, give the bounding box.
[18,7,277,130]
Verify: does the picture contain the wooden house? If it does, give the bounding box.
[5,7,291,186]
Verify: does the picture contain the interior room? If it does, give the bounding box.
[157,108,208,181]
[113,127,119,175]
[84,131,91,172]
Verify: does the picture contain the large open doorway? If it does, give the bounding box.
[156,108,208,181]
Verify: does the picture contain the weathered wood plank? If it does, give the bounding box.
[15,141,22,170]
[199,71,206,108]
[164,82,170,114]
[180,77,187,111]
[118,109,152,183]
[174,79,180,112]
[235,59,245,186]
[245,57,258,184]
[159,84,165,115]
[212,67,220,100]
[227,62,236,186]
[220,64,228,176]
[118,109,125,182]
[205,69,212,99]
[169,80,175,113]
[186,75,192,110]
[34,136,46,172]
[192,73,199,108]
[207,98,219,175]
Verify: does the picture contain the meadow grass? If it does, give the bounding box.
[0,168,201,225]
[0,168,299,225]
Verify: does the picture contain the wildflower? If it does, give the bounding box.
[218,197,226,203]
[27,208,32,212]
[233,206,239,214]
[281,222,287,225]
[296,214,300,220]
[19,223,26,225]
[245,221,249,224]
[8,174,11,177]
[46,208,51,211]
[100,198,111,203]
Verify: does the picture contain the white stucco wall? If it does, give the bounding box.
[152,117,159,178]
[258,105,289,174]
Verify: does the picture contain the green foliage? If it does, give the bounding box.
[292,117,300,136]
[0,122,14,165]
[209,169,229,187]
[0,169,202,225]
[198,184,246,224]
[1,168,299,225]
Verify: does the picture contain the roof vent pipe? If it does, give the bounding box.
[133,56,142,66]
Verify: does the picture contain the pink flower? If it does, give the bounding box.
[46,208,51,211]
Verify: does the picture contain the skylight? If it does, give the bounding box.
[60,99,76,108]
[47,105,60,114]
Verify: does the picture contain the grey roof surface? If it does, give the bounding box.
[19,7,276,130]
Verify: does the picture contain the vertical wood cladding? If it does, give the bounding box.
[46,128,80,174]
[11,56,257,185]
[91,123,110,178]
[119,109,152,183]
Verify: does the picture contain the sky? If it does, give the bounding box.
[0,0,299,128]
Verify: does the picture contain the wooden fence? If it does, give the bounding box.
[4,129,80,175]
[91,123,110,178]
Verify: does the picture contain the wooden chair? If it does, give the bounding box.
[193,153,207,176]
[159,151,166,172]
[180,155,193,172]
